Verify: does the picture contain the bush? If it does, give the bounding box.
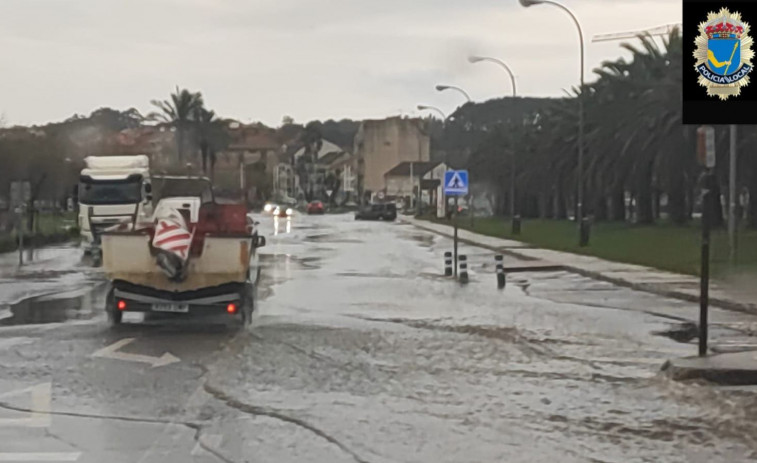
[0,235,15,253]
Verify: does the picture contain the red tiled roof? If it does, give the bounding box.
[227,124,280,151]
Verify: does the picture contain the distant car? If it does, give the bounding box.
[275,206,293,218]
[263,203,293,218]
[307,200,325,215]
[355,203,397,221]
[263,203,277,214]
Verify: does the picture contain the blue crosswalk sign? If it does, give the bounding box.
[444,170,469,196]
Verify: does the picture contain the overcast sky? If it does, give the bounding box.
[0,0,681,127]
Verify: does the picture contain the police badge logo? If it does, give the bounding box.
[694,7,754,100]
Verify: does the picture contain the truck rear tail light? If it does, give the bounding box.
[226,303,237,314]
[117,300,127,311]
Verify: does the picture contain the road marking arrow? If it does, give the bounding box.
[92,338,180,368]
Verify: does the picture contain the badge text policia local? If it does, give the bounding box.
[694,7,754,100]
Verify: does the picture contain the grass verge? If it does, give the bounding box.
[421,215,757,277]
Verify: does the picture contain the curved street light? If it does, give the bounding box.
[468,55,520,231]
[519,0,588,246]
[435,84,472,103]
[417,105,447,121]
[468,56,518,98]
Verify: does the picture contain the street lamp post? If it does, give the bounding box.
[435,85,472,103]
[519,0,588,246]
[468,56,517,98]
[417,105,447,121]
[469,55,521,234]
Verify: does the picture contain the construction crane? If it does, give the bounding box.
[592,23,682,43]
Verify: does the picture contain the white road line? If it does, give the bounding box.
[191,434,223,456]
[0,383,51,428]
[0,453,81,461]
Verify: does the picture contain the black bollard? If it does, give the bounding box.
[511,215,522,236]
[495,255,505,289]
[579,217,591,247]
[444,251,453,277]
[459,255,469,284]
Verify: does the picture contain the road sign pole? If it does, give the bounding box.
[444,170,468,280]
[454,196,459,278]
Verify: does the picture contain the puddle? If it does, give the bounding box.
[404,233,434,247]
[0,283,108,326]
[304,233,362,244]
[337,272,411,280]
[260,253,322,271]
[653,322,699,343]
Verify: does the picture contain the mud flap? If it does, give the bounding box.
[105,287,122,326]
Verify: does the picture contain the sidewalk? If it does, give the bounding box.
[662,352,757,385]
[402,216,757,316]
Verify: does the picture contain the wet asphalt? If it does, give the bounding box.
[2,213,757,462]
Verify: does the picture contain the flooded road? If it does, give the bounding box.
[1,214,757,462]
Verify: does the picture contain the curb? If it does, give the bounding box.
[661,356,757,385]
[403,218,757,316]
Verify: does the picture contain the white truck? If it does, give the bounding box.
[78,155,153,264]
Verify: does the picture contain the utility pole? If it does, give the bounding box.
[697,126,716,357]
[409,162,414,211]
[417,127,423,216]
[729,125,738,264]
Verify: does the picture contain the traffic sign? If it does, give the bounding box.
[444,170,469,196]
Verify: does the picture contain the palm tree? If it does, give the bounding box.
[150,87,204,164]
[193,107,230,178]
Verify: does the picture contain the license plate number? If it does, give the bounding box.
[152,303,189,313]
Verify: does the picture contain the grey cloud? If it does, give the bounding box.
[0,0,682,126]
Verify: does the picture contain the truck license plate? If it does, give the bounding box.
[152,303,189,313]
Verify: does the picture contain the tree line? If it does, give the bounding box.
[463,30,757,229]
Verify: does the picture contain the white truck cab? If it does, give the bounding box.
[78,155,153,261]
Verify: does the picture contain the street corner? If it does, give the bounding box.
[662,350,757,385]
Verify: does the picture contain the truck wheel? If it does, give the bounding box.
[105,288,122,327]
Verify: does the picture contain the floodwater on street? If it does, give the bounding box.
[2,213,757,462]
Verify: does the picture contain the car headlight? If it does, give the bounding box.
[273,208,281,215]
[264,204,273,212]
[286,208,293,216]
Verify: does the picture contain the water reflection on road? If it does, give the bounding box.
[272,215,292,236]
